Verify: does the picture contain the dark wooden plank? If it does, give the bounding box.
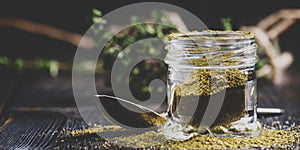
[0,108,67,149]
[0,102,299,149]
[0,74,300,149]
[257,77,300,125]
[0,67,19,115]
[0,66,21,132]
[0,107,112,149]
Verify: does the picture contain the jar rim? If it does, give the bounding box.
[165,30,258,68]
[168,30,254,41]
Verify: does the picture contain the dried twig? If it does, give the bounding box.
[257,9,300,30]
[240,26,278,58]
[241,9,299,84]
[165,11,188,32]
[267,19,295,40]
[0,18,93,49]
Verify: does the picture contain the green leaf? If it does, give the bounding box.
[221,17,232,31]
[92,9,102,17]
[15,58,24,70]
[48,60,59,77]
[0,56,8,65]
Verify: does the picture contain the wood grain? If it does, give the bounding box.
[0,76,299,149]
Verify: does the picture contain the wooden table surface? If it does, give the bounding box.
[0,69,299,149]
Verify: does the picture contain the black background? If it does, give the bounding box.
[0,0,299,71]
[0,1,300,149]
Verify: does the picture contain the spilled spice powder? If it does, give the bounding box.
[67,125,300,149]
[162,129,300,149]
[67,125,124,137]
[141,113,166,126]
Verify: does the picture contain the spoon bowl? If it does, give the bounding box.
[93,95,167,129]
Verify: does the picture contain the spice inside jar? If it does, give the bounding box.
[164,30,261,140]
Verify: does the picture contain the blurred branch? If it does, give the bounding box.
[257,9,300,40]
[240,26,278,58]
[240,9,300,84]
[257,9,300,30]
[267,19,295,40]
[165,11,188,32]
[0,18,93,49]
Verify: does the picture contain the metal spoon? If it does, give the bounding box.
[94,95,166,118]
[94,95,284,126]
[94,95,167,127]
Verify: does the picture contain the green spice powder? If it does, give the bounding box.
[175,68,250,97]
[67,125,300,149]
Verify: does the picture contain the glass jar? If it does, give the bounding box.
[163,30,261,140]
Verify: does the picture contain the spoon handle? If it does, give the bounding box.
[257,107,284,115]
[94,94,166,118]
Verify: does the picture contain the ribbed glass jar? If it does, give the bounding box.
[163,30,261,140]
